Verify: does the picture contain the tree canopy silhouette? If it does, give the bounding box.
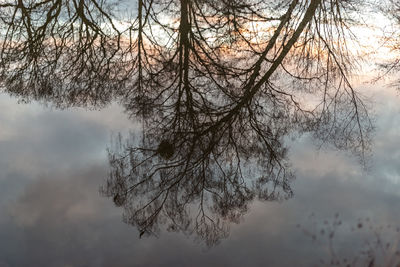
[0,0,373,245]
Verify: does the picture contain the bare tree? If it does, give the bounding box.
[376,0,400,90]
[0,0,126,106]
[0,0,372,245]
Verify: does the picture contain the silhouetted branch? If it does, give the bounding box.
[0,0,373,245]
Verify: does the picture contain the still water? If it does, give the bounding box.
[0,82,399,266]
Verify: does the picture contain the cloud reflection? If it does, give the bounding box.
[0,83,399,265]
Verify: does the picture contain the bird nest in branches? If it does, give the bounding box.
[157,140,175,160]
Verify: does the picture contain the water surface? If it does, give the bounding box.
[1,83,400,266]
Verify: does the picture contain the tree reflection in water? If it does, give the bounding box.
[0,0,373,245]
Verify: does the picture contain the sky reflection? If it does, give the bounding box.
[0,81,400,266]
